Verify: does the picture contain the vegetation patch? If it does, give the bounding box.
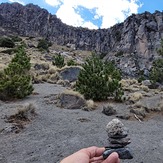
[76,53,123,101]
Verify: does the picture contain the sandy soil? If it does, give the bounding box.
[0,83,163,163]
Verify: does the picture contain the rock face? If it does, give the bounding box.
[0,3,163,76]
[104,119,133,159]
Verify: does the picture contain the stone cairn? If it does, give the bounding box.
[103,118,133,159]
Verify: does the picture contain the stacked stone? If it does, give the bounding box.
[103,118,133,159]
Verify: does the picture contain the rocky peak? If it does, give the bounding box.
[0,2,163,76]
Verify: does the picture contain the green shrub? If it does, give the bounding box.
[157,39,163,57]
[37,39,50,51]
[149,58,163,84]
[52,54,65,68]
[11,46,31,71]
[76,54,123,101]
[149,40,163,84]
[67,59,77,66]
[138,75,146,83]
[0,47,33,100]
[0,37,15,48]
[10,36,22,42]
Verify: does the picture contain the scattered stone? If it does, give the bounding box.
[102,105,117,116]
[1,123,24,134]
[116,114,131,120]
[104,119,133,159]
[141,80,151,87]
[34,63,49,70]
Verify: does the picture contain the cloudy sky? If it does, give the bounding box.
[0,0,163,29]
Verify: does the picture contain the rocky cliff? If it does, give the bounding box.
[0,2,163,76]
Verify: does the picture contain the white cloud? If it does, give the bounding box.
[44,0,62,7]
[9,0,25,5]
[45,0,142,29]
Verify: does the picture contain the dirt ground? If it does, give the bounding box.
[0,83,163,163]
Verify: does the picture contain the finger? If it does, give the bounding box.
[90,156,103,162]
[85,146,105,158]
[102,152,120,163]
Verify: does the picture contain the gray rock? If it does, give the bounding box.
[106,119,128,138]
[142,80,151,86]
[108,137,131,146]
[103,147,133,159]
[57,91,86,109]
[102,105,117,116]
[116,114,131,120]
[59,66,81,82]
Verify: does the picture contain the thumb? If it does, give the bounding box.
[102,152,120,163]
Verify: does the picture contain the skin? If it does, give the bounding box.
[60,146,120,163]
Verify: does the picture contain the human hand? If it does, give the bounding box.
[60,146,120,163]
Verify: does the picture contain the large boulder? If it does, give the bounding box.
[59,66,82,82]
[57,90,86,109]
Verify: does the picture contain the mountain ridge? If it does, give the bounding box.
[0,2,163,76]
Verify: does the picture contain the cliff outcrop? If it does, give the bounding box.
[0,2,163,76]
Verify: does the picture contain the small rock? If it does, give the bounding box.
[108,137,131,146]
[142,80,151,86]
[106,119,128,138]
[103,147,133,159]
[102,105,117,116]
[116,114,131,120]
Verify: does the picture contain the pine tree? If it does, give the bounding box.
[0,46,33,100]
[149,39,163,84]
[76,54,123,101]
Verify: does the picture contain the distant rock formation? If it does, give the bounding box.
[0,2,163,76]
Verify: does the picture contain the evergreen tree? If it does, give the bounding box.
[76,54,123,101]
[0,46,33,100]
[149,39,163,84]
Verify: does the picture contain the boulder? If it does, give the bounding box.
[102,105,117,116]
[59,66,81,82]
[57,90,86,109]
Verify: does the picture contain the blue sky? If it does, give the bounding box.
[0,0,163,29]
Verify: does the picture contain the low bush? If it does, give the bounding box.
[37,39,51,51]
[67,59,77,66]
[52,54,65,68]
[0,37,15,48]
[149,58,163,84]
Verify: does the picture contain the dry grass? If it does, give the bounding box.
[62,89,84,99]
[7,103,37,124]
[86,99,96,110]
[129,92,143,102]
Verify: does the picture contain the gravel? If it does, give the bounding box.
[0,83,163,163]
